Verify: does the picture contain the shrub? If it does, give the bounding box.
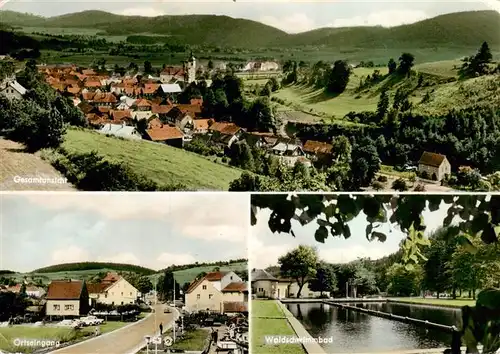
[377,175,388,183]
[392,178,408,191]
[372,181,384,191]
[414,183,426,191]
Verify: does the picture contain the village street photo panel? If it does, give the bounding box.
[0,192,249,354]
[0,1,499,192]
[249,193,500,354]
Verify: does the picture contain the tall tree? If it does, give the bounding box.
[144,60,153,74]
[278,245,318,298]
[326,60,351,94]
[309,262,337,296]
[397,53,415,77]
[376,90,389,122]
[387,58,397,74]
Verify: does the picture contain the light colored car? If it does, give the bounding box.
[58,319,82,328]
[80,316,104,326]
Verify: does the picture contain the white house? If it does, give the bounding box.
[0,79,27,100]
[99,123,142,140]
[251,269,321,299]
[160,84,183,95]
[185,271,248,314]
[418,152,451,181]
[88,273,139,306]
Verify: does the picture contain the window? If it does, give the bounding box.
[121,292,123,296]
[209,294,213,299]
[197,294,200,300]
[121,301,124,305]
[130,292,132,296]
[104,294,107,298]
[53,304,60,311]
[258,288,263,292]
[64,304,74,311]
[202,285,207,290]
[230,276,233,280]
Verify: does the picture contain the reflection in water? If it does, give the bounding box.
[286,302,461,353]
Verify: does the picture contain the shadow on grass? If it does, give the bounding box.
[5,147,29,153]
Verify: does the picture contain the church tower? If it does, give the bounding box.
[184,52,196,85]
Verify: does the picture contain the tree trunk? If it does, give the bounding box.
[468,290,471,298]
[459,289,462,297]
[297,282,305,298]
[472,288,476,300]
[452,287,456,300]
[437,292,440,299]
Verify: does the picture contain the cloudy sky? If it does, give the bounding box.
[250,197,451,268]
[0,193,248,272]
[1,0,498,33]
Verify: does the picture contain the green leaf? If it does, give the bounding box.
[372,231,387,242]
[363,198,381,218]
[343,225,351,239]
[366,224,373,240]
[456,234,478,254]
[405,263,415,271]
[324,204,336,220]
[315,225,328,243]
[317,219,332,227]
[471,213,489,235]
[481,224,498,244]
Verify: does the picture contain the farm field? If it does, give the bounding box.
[54,128,242,191]
[0,138,74,191]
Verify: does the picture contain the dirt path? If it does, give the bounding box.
[0,139,74,191]
[50,304,174,354]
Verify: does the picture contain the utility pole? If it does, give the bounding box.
[173,277,176,343]
[346,281,348,298]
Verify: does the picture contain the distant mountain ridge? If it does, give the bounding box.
[0,9,499,48]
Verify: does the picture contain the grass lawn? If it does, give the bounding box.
[169,262,248,286]
[0,322,130,352]
[54,128,242,191]
[380,165,416,179]
[252,300,305,354]
[166,329,209,351]
[393,298,476,308]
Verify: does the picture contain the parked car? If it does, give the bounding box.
[164,307,172,313]
[58,319,82,328]
[80,316,104,326]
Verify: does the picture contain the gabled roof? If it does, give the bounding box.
[205,271,229,281]
[419,152,447,168]
[143,83,160,94]
[222,282,247,293]
[152,104,174,114]
[100,123,138,137]
[185,278,206,294]
[303,140,333,155]
[147,125,184,141]
[102,273,121,283]
[161,66,184,76]
[209,122,241,136]
[135,98,152,107]
[93,93,118,104]
[251,269,278,282]
[7,80,27,95]
[160,84,182,93]
[272,142,301,152]
[176,104,202,117]
[194,119,212,131]
[46,280,84,300]
[87,282,108,294]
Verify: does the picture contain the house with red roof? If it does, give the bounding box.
[145,120,184,148]
[46,280,90,318]
[418,152,451,181]
[185,271,248,314]
[208,122,244,148]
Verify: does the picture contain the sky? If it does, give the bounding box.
[1,0,498,33]
[250,197,451,269]
[0,193,248,272]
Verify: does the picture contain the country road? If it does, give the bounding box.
[50,304,175,354]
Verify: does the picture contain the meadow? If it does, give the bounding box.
[45,128,242,191]
[169,261,248,286]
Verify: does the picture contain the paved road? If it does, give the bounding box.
[50,304,174,354]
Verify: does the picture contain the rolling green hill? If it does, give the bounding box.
[33,262,156,275]
[280,11,500,48]
[1,9,498,49]
[4,261,248,287]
